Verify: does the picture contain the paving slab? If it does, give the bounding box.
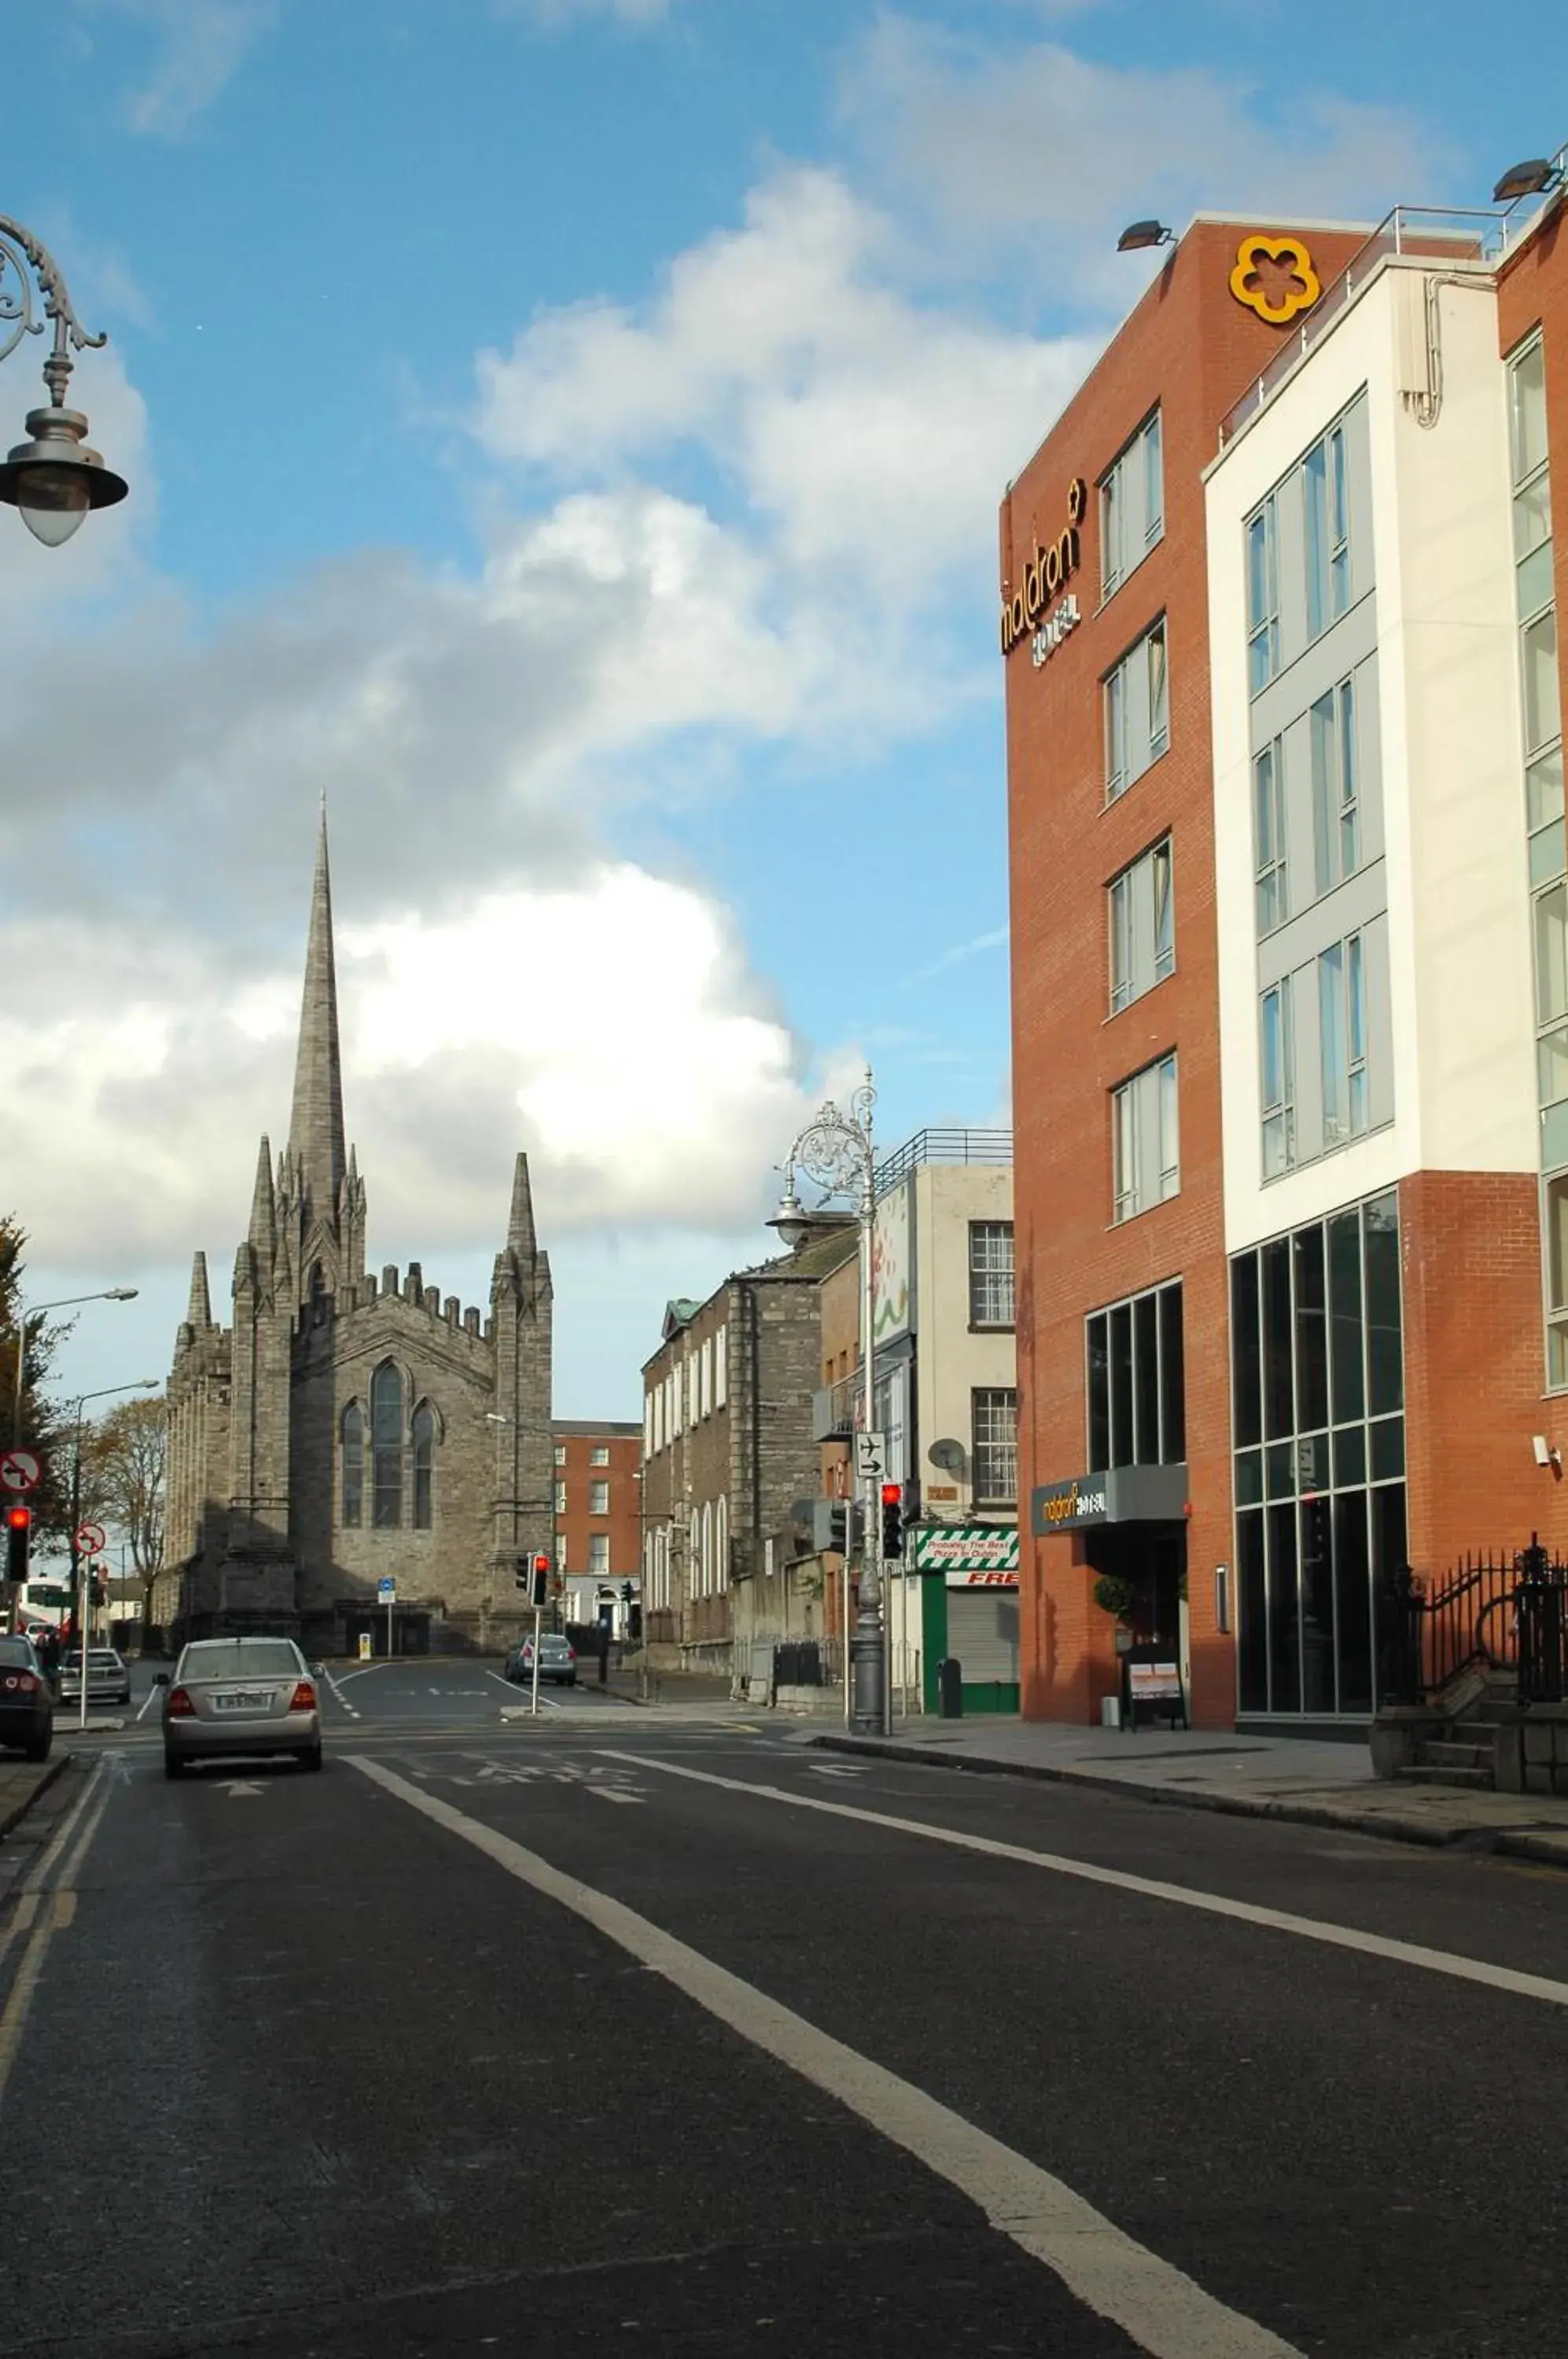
[0,1747,70,1839]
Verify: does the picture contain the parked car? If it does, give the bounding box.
[159,1636,322,1778]
[0,1635,53,1760]
[503,1633,576,1687]
[58,1647,132,1709]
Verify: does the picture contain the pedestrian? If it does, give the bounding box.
[597,1618,610,1686]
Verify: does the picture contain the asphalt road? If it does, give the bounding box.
[4,1662,1568,2357]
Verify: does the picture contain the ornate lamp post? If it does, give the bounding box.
[0,215,128,545]
[770,1069,886,1738]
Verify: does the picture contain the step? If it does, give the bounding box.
[1416,1740,1491,1769]
[1393,1764,1493,1790]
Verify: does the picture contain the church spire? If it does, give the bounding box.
[249,1134,277,1257]
[186,1249,212,1327]
[506,1151,537,1259]
[286,808,347,1220]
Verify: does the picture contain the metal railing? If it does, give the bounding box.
[1219,206,1507,449]
[873,1127,1012,1198]
[1382,1537,1568,1708]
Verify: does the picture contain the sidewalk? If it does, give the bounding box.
[0,1750,71,1841]
[807,1716,1568,1870]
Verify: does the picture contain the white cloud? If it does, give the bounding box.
[477,165,1095,600]
[496,0,687,25]
[83,0,277,138]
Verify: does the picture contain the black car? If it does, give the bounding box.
[0,1634,53,1761]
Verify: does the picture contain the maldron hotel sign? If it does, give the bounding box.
[1000,477,1085,661]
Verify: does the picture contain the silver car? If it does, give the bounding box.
[160,1637,322,1778]
[59,1647,132,1708]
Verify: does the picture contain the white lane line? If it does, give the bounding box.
[318,1665,362,1719]
[350,1754,1299,2359]
[134,1685,160,1724]
[598,1753,1568,2014]
[584,1786,644,1805]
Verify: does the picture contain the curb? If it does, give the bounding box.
[805,1733,1568,1870]
[0,1748,72,1842]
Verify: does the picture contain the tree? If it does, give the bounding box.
[79,1396,167,1626]
[0,1217,72,1543]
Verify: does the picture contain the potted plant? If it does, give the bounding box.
[1091,1573,1139,1651]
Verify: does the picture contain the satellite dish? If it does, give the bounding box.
[928,1438,966,1478]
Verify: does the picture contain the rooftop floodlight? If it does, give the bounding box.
[1493,157,1562,204]
[1117,219,1175,253]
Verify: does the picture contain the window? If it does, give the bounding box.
[411,1402,434,1531]
[590,1444,609,1467]
[371,1361,402,1529]
[1111,1053,1179,1222]
[590,1481,609,1516]
[969,1221,1015,1327]
[340,1402,364,1529]
[1310,677,1359,895]
[1320,937,1368,1146]
[1104,616,1169,803]
[554,1443,566,1466]
[1253,740,1287,933]
[588,1533,609,1577]
[1246,494,1280,694]
[1231,1193,1403,1717]
[1108,836,1174,1012]
[715,1325,727,1408]
[555,1481,567,1514]
[716,1494,728,1591]
[698,1341,711,1420]
[1100,410,1163,600]
[1304,424,1352,639]
[1261,977,1295,1179]
[971,1389,1018,1507]
[1086,1281,1184,1469]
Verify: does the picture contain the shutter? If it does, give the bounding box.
[944,1591,1019,1686]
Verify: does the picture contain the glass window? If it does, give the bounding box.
[1364,1193,1403,1415]
[1261,1236,1294,1440]
[1158,1054,1180,1201]
[1159,1284,1185,1463]
[591,1444,609,1467]
[1153,841,1174,980]
[1087,1312,1110,1468]
[972,1389,1018,1507]
[341,1402,363,1529]
[1112,1075,1138,1222]
[1104,616,1168,803]
[412,1402,434,1531]
[1320,941,1348,1144]
[1134,1290,1159,1463]
[1333,1492,1372,1714]
[1523,608,1561,757]
[1109,871,1131,1010]
[1105,663,1128,799]
[1509,336,1548,488]
[1267,1500,1301,1713]
[1144,410,1164,546]
[1300,1495,1335,1713]
[1537,881,1568,1029]
[1101,410,1163,599]
[1246,495,1280,695]
[590,1481,609,1516]
[1327,1209,1365,1423]
[1254,740,1287,931]
[554,1443,566,1466]
[1347,933,1367,1137]
[1261,977,1294,1179]
[1237,1509,1268,1713]
[1515,469,1553,565]
[588,1533,610,1576]
[371,1361,401,1529]
[716,1325,727,1408]
[1328,425,1351,619]
[1545,1174,1568,1316]
[969,1222,1016,1327]
[1108,836,1174,1014]
[555,1480,566,1513]
[1147,619,1169,756]
[1304,436,1327,639]
[1231,1253,1261,1449]
[1086,1283,1183,1470]
[1293,1226,1328,1433]
[1110,1301,1133,1467]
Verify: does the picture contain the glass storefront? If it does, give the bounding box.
[1230,1190,1404,1717]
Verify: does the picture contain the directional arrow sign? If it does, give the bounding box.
[854,1431,886,1483]
[0,1449,41,1495]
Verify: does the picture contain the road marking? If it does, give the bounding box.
[352,1755,1301,2359]
[584,1786,643,1805]
[319,1664,363,1718]
[807,1764,864,1779]
[0,1769,113,2114]
[219,1780,265,1798]
[135,1687,160,1724]
[598,1753,1568,2014]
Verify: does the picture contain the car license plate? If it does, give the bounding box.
[213,1689,271,1713]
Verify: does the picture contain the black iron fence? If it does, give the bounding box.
[1382,1536,1568,1708]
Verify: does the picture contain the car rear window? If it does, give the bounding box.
[90,1651,122,1668]
[179,1641,300,1681]
[0,1637,37,1668]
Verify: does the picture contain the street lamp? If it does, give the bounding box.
[66,1378,157,1727]
[770,1068,886,1739]
[9,1286,139,1450]
[0,215,128,544]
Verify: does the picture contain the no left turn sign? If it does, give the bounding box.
[0,1450,41,1495]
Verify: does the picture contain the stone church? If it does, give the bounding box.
[164,820,554,1656]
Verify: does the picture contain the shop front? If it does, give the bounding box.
[1031,1463,1192,1715]
[912,1524,1020,1713]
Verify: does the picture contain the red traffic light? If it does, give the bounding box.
[6,1505,29,1530]
[532,1552,550,1573]
[881,1483,901,1504]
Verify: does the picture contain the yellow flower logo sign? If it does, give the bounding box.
[1229,234,1321,325]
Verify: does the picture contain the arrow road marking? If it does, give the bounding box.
[585,1786,644,1805]
[219,1781,265,1798]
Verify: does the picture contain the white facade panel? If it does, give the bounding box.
[911,1163,1016,1519]
[1207,263,1537,1256]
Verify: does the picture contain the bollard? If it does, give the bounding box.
[937,1657,963,1719]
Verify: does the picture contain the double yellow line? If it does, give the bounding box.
[0,1760,112,2109]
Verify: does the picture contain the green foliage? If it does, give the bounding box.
[1091,1572,1139,1623]
[0,1219,72,1541]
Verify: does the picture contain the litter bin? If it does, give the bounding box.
[937,1658,963,1719]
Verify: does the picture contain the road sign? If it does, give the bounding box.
[75,1522,107,1555]
[0,1449,41,1495]
[377,1576,396,1603]
[854,1431,885,1483]
[358,1632,372,1661]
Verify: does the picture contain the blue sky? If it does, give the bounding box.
[3,0,1564,1417]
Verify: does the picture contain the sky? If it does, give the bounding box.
[2,0,1564,1419]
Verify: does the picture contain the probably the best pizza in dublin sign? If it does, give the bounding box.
[912,1525,1020,1586]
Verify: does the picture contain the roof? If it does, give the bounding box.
[551,1419,642,1438]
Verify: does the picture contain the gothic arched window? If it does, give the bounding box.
[341,1402,363,1529]
[412,1400,435,1531]
[371,1361,403,1529]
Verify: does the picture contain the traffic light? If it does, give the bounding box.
[812,1500,863,1555]
[881,1483,904,1560]
[621,1581,634,1604]
[5,1506,30,1585]
[530,1552,550,1609]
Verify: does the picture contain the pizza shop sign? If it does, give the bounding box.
[1000,478,1085,658]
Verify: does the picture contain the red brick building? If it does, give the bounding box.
[552,1420,640,1625]
[1006,165,1568,1733]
